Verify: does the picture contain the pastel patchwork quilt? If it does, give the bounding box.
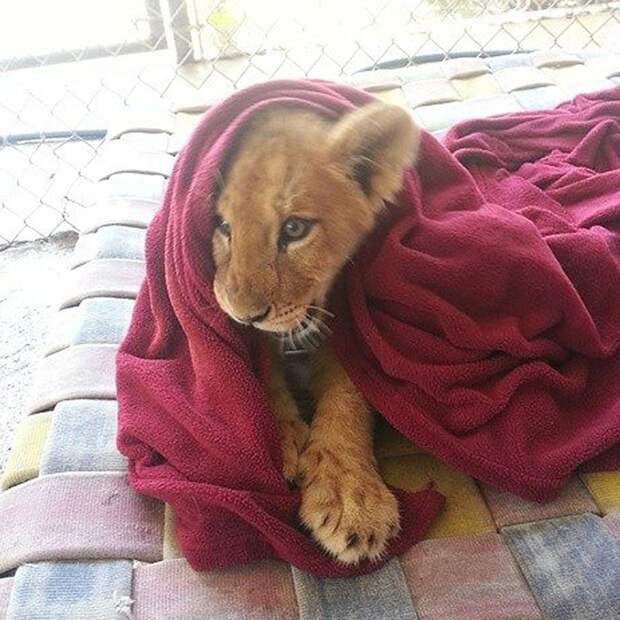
[2,50,620,619]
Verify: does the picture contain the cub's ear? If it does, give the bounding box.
[327,102,420,203]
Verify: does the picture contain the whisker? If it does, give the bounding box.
[297,319,318,350]
[301,319,322,348]
[307,304,335,318]
[289,336,300,353]
[299,331,315,350]
[294,320,305,350]
[309,314,332,337]
[307,335,319,350]
[304,316,323,337]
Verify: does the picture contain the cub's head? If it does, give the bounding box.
[211,101,419,339]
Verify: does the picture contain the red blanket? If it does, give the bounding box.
[117,80,620,577]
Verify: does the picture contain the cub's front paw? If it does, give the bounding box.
[279,417,310,483]
[299,447,400,564]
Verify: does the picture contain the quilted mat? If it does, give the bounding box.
[1,50,620,619]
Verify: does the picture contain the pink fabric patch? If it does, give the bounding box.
[0,577,13,618]
[133,558,298,620]
[0,472,163,573]
[401,533,541,619]
[604,511,620,539]
[481,477,598,527]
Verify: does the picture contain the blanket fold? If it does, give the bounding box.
[117,80,620,577]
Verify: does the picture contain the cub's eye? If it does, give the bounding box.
[279,217,314,248]
[212,215,231,238]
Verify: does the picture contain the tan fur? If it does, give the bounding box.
[211,101,419,564]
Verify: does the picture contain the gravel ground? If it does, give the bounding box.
[0,232,77,471]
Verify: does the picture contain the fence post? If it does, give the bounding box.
[157,0,195,64]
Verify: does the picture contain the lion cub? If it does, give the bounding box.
[212,101,419,564]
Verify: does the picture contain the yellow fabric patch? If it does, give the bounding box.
[375,419,421,459]
[451,74,502,100]
[163,503,183,559]
[379,454,495,540]
[0,412,52,490]
[541,64,592,87]
[580,471,620,515]
[374,88,409,109]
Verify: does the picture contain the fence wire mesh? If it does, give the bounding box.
[1,0,619,247]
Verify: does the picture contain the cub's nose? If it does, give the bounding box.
[237,306,271,325]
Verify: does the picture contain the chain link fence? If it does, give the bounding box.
[1,0,619,248]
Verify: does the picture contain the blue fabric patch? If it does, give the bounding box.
[562,79,616,100]
[96,226,145,261]
[576,50,607,61]
[487,53,532,71]
[415,96,521,132]
[100,173,165,202]
[73,297,135,346]
[504,513,620,619]
[40,400,126,474]
[513,86,568,111]
[6,560,132,620]
[292,560,417,620]
[392,62,446,82]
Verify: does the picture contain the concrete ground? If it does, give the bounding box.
[0,232,77,470]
